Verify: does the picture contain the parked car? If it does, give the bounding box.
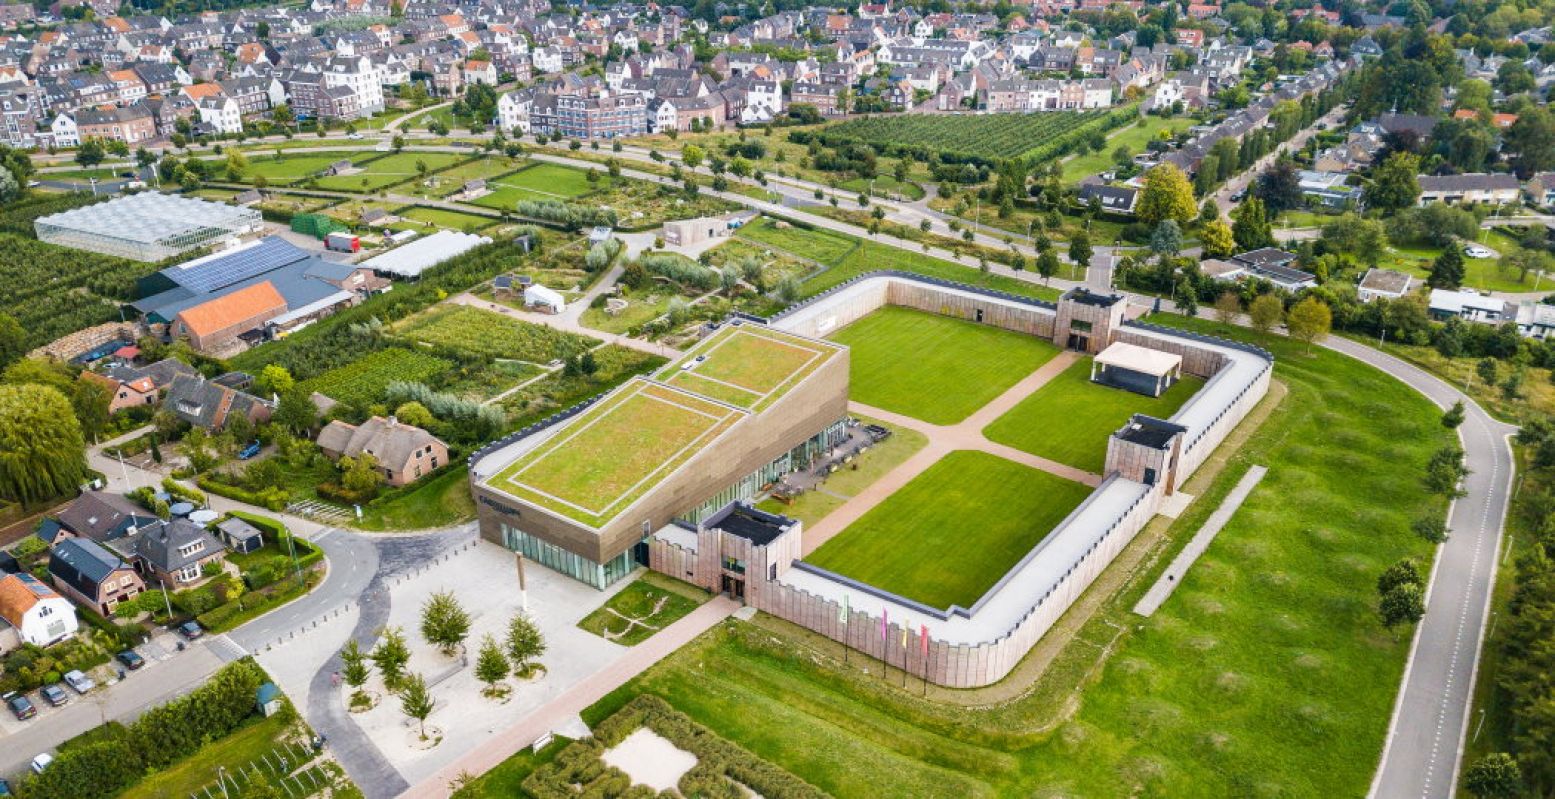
[38,684,67,707]
[0,776,13,795]
[4,693,34,720]
[116,650,145,670]
[238,441,262,460]
[62,670,95,694]
[177,621,203,640]
[30,754,52,774]
[1464,243,1494,259]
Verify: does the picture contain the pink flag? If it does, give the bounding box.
[920,624,929,656]
[880,608,888,643]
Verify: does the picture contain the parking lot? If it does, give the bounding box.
[0,629,229,781]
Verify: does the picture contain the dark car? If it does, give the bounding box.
[1,776,14,795]
[177,621,203,640]
[38,685,67,707]
[5,693,35,720]
[116,650,145,670]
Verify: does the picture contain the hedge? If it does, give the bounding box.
[198,570,319,632]
[21,660,267,799]
[197,475,288,511]
[161,477,206,505]
[523,695,829,799]
[226,510,322,570]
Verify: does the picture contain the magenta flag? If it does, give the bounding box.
[920,624,929,656]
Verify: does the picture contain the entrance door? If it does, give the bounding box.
[1067,333,1089,351]
[721,575,746,601]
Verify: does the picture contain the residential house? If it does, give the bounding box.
[49,538,144,615]
[1417,173,1521,206]
[315,415,449,486]
[124,518,225,587]
[1428,288,1510,323]
[35,491,160,548]
[1357,268,1414,302]
[1078,183,1139,214]
[0,573,78,648]
[1297,170,1362,209]
[162,373,274,431]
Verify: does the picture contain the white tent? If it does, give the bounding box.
[524,284,565,314]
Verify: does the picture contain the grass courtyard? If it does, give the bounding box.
[577,572,709,646]
[983,357,1205,474]
[564,314,1450,798]
[806,451,1091,609]
[828,307,1058,425]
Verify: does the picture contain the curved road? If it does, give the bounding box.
[1311,339,1516,799]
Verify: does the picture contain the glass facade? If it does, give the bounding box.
[500,524,635,589]
[678,420,848,524]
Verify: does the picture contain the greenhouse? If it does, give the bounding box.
[34,192,264,262]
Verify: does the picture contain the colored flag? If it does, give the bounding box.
[920,624,929,656]
[838,594,848,624]
[900,623,908,649]
[881,608,888,643]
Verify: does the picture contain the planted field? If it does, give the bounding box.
[301,347,451,406]
[738,217,858,264]
[830,307,1058,425]
[470,163,606,207]
[983,357,1204,473]
[822,110,1120,163]
[585,314,1452,799]
[807,451,1090,610]
[395,304,598,362]
[0,234,158,350]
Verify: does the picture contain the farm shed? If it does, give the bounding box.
[361,230,493,279]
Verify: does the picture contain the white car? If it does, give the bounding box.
[347,132,364,140]
[62,670,94,694]
[1464,244,1494,259]
[30,753,52,774]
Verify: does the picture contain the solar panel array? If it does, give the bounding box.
[168,237,312,293]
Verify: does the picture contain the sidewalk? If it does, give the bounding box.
[408,596,739,798]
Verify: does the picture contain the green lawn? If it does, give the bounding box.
[120,713,296,799]
[470,162,608,208]
[246,152,361,183]
[757,415,929,527]
[389,206,498,232]
[354,465,478,531]
[829,306,1058,425]
[1061,115,1189,183]
[577,572,709,646]
[983,357,1205,473]
[313,152,465,192]
[452,736,573,799]
[839,174,925,201]
[807,451,1091,609]
[577,314,1451,799]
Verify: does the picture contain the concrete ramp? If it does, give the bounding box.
[1134,465,1267,617]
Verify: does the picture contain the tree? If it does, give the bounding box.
[1442,400,1465,429]
[255,364,294,396]
[1364,152,1422,211]
[394,401,435,429]
[340,638,370,690]
[1412,515,1449,544]
[371,626,410,691]
[1463,753,1521,798]
[681,144,705,168]
[1425,445,1470,497]
[420,590,470,656]
[1248,294,1284,334]
[505,613,546,677]
[1068,232,1093,270]
[0,384,86,505]
[1136,163,1197,226]
[1379,583,1426,631]
[474,634,509,697]
[75,138,105,167]
[272,386,317,433]
[398,672,435,740]
[1035,250,1060,284]
[224,150,248,181]
[340,453,381,498]
[1213,292,1241,325]
[1477,357,1499,387]
[0,314,22,370]
[1253,159,1303,215]
[1319,214,1386,266]
[1378,558,1422,595]
[1231,198,1274,251]
[70,376,113,443]
[1200,219,1235,258]
[1424,248,1461,289]
[0,168,17,204]
[1506,107,1555,177]
[1149,220,1183,259]
[1285,296,1331,350]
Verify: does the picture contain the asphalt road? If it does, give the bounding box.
[1314,339,1517,799]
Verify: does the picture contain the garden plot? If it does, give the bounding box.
[393,304,598,362]
[300,347,451,407]
[469,163,605,208]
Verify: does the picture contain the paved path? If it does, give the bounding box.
[1133,465,1267,616]
[804,352,1095,556]
[1333,339,1518,799]
[409,596,740,798]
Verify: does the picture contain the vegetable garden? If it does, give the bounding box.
[300,347,452,406]
[394,304,598,362]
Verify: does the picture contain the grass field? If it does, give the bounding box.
[301,347,451,406]
[1061,116,1190,183]
[829,307,1058,425]
[807,451,1091,609]
[491,380,741,525]
[757,415,929,527]
[120,714,300,799]
[578,314,1451,799]
[469,162,608,208]
[395,304,597,362]
[656,325,842,411]
[354,465,478,531]
[313,152,466,191]
[736,217,1061,302]
[578,572,709,646]
[389,206,498,232]
[983,357,1204,473]
[246,152,361,183]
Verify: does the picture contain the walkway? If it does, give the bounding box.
[409,596,740,799]
[1133,465,1267,616]
[803,351,1096,556]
